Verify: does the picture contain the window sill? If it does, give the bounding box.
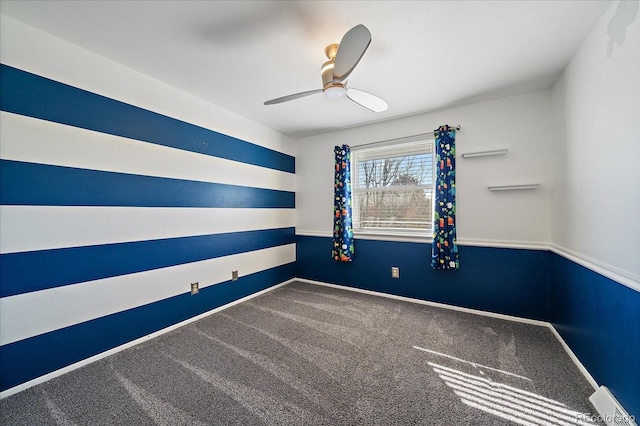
[295,230,432,244]
[353,230,432,243]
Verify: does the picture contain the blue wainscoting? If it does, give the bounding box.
[550,254,640,418]
[0,263,296,391]
[296,235,551,321]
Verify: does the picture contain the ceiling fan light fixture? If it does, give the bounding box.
[324,84,347,99]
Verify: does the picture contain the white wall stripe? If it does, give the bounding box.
[0,112,295,191]
[0,244,296,346]
[0,206,295,254]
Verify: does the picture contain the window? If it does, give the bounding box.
[351,136,434,237]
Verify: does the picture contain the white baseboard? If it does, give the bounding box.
[0,278,295,399]
[297,278,549,327]
[546,324,599,390]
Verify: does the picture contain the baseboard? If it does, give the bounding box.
[296,278,600,392]
[546,324,599,390]
[296,278,549,327]
[0,278,295,399]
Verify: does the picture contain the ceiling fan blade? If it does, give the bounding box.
[346,88,388,112]
[264,89,322,105]
[333,24,371,83]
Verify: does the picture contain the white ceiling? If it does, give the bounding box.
[0,0,611,139]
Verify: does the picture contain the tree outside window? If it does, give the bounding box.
[352,140,434,235]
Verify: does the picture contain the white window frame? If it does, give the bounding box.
[350,134,435,242]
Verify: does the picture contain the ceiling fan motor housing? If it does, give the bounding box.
[321,43,346,97]
[321,59,335,89]
[322,43,343,88]
[321,62,346,98]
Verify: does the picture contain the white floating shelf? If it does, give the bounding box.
[461,149,508,158]
[488,184,540,191]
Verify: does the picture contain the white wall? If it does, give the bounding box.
[296,90,555,247]
[551,0,639,286]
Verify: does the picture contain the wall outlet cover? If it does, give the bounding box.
[391,267,400,278]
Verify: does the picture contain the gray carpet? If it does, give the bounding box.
[1,281,603,425]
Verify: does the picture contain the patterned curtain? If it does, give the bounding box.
[432,125,459,269]
[332,145,354,262]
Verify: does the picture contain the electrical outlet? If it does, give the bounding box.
[190,282,199,295]
[232,270,238,281]
[391,267,400,278]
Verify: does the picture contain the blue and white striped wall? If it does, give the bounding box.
[0,64,296,393]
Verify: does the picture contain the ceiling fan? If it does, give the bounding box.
[264,24,388,112]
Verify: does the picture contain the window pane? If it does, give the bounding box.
[355,188,433,230]
[357,153,433,188]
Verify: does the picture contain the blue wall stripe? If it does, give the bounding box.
[550,254,640,418]
[0,262,296,392]
[0,64,295,173]
[0,227,294,298]
[0,160,295,208]
[296,235,551,321]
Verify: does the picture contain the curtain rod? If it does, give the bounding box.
[434,125,461,135]
[350,125,462,150]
